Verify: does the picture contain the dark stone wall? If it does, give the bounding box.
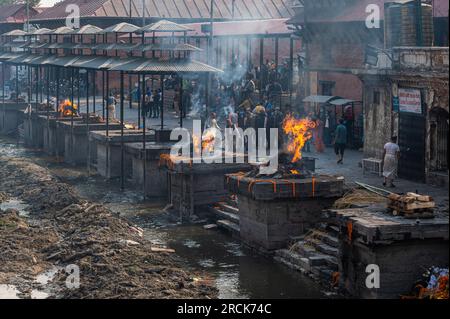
[340,239,449,299]
[239,196,335,252]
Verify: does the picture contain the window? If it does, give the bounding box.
[320,81,335,96]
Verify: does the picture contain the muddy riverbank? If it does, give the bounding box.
[0,153,217,299]
[0,137,328,299]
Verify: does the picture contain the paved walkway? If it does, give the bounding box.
[62,98,450,209]
[313,147,449,209]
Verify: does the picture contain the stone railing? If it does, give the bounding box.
[376,47,449,72]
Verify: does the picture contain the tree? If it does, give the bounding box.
[0,0,42,8]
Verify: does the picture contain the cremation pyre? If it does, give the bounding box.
[59,99,78,117]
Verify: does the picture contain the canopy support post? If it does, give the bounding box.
[86,70,91,176]
[120,71,125,191]
[142,74,147,198]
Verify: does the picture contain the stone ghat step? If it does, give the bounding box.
[217,202,239,215]
[305,231,340,250]
[275,249,338,272]
[208,206,240,224]
[217,219,240,236]
[314,243,340,258]
[292,242,339,266]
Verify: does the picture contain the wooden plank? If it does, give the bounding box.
[406,192,433,202]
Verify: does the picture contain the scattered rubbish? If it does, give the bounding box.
[402,267,449,299]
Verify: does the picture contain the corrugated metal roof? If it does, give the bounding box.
[31,0,294,21]
[22,41,201,52]
[6,54,38,64]
[1,29,27,37]
[29,28,53,35]
[32,0,108,21]
[48,56,82,67]
[303,95,340,104]
[109,57,223,73]
[1,52,221,73]
[140,20,194,33]
[0,4,39,23]
[93,43,139,51]
[0,52,26,61]
[43,43,69,49]
[102,22,141,33]
[73,25,104,35]
[28,42,48,49]
[140,43,202,51]
[27,55,57,66]
[181,18,292,37]
[51,26,75,34]
[74,56,134,69]
[329,98,355,106]
[2,41,28,48]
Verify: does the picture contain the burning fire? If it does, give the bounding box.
[202,130,216,153]
[59,99,78,117]
[283,115,317,163]
[193,130,217,153]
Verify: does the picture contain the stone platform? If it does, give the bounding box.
[41,115,84,156]
[58,121,122,165]
[23,111,59,148]
[162,157,252,221]
[125,142,175,198]
[226,174,345,252]
[90,130,155,179]
[0,102,28,135]
[329,207,449,299]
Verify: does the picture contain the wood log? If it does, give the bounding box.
[150,247,175,253]
[406,192,433,202]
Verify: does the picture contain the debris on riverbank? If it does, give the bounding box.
[0,156,218,299]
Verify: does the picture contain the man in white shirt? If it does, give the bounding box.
[382,136,401,188]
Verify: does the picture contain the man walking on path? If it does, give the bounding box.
[382,136,401,188]
[334,119,347,164]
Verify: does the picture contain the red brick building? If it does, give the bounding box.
[30,0,295,28]
[0,4,40,34]
[288,0,449,102]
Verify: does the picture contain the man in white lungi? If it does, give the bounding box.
[382,136,401,188]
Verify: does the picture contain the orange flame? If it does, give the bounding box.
[202,130,216,153]
[193,130,216,153]
[282,115,317,163]
[59,99,78,117]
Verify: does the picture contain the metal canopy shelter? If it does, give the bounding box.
[101,22,141,34]
[303,95,341,104]
[1,20,221,196]
[139,20,194,33]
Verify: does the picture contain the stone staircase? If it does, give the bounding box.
[274,223,341,285]
[207,199,240,237]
